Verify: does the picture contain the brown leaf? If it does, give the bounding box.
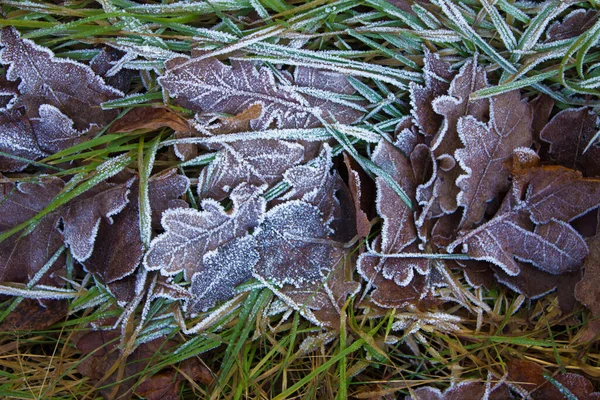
[529,94,554,142]
[409,50,455,138]
[86,169,189,284]
[410,380,512,400]
[449,215,588,276]
[0,299,68,331]
[0,27,120,130]
[546,9,600,42]
[455,90,533,229]
[75,330,213,399]
[507,359,600,399]
[159,57,364,130]
[109,107,190,133]
[424,58,489,215]
[0,177,65,286]
[540,107,600,177]
[144,183,263,280]
[343,153,371,238]
[513,165,600,225]
[61,178,134,262]
[575,235,600,316]
[0,109,45,171]
[197,139,305,201]
[278,254,360,329]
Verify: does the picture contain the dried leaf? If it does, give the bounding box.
[253,200,338,286]
[409,50,455,137]
[109,107,190,133]
[198,139,304,200]
[0,298,68,331]
[546,9,600,42]
[86,169,189,283]
[575,235,600,316]
[450,214,588,275]
[187,236,258,314]
[343,153,371,238]
[75,330,213,399]
[507,359,600,399]
[0,109,44,171]
[540,107,600,177]
[61,178,134,262]
[455,90,533,228]
[144,183,265,279]
[0,177,65,285]
[0,27,121,129]
[410,380,512,400]
[513,165,600,224]
[159,57,363,130]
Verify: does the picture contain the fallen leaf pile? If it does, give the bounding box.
[1,24,599,397]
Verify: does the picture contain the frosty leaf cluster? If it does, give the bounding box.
[0,21,600,341]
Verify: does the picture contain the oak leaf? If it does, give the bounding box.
[144,183,265,279]
[575,235,600,316]
[159,57,364,130]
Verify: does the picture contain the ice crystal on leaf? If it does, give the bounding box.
[0,177,64,286]
[253,200,337,286]
[159,57,364,130]
[144,183,266,279]
[198,139,304,200]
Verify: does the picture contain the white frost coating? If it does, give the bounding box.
[253,200,335,287]
[0,285,77,299]
[182,296,243,334]
[198,139,304,200]
[159,57,364,130]
[144,183,267,279]
[391,310,462,334]
[187,236,258,313]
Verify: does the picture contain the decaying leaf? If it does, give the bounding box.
[75,329,213,399]
[86,169,189,285]
[254,200,338,286]
[0,177,65,286]
[455,90,533,228]
[0,27,121,128]
[187,236,258,314]
[159,57,363,129]
[409,380,512,400]
[0,109,44,171]
[145,183,265,279]
[343,153,371,238]
[545,9,600,42]
[61,178,134,262]
[108,106,190,133]
[507,359,600,399]
[575,235,600,316]
[540,107,600,177]
[409,50,455,138]
[198,139,305,200]
[0,298,68,331]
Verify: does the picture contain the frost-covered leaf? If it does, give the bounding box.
[545,9,600,42]
[253,200,337,286]
[422,58,489,215]
[0,177,64,285]
[455,90,533,228]
[159,57,363,130]
[575,235,600,316]
[513,165,600,224]
[274,255,360,329]
[449,216,588,275]
[409,50,455,137]
[540,107,600,177]
[0,27,121,129]
[187,236,258,314]
[0,109,44,171]
[198,139,304,200]
[359,139,423,288]
[280,144,343,228]
[144,183,265,279]
[61,178,134,262]
[31,104,96,153]
[409,380,512,400]
[86,169,189,283]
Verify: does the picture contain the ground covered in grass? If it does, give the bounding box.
[0,0,600,399]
